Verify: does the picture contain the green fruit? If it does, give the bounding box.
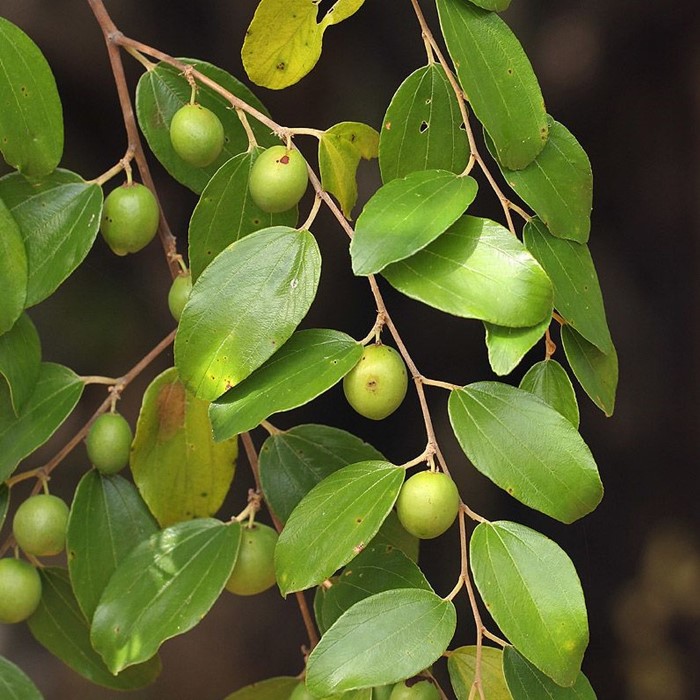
[86,412,133,475]
[389,677,440,700]
[396,471,460,539]
[343,344,408,420]
[288,682,318,700]
[101,182,160,255]
[0,558,42,624]
[373,684,396,700]
[12,494,70,556]
[248,145,309,213]
[168,271,193,321]
[225,523,278,596]
[169,103,225,167]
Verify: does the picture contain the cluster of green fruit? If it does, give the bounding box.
[291,675,440,699]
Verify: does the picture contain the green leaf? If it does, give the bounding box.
[275,461,404,594]
[66,471,159,620]
[259,424,384,523]
[351,170,478,275]
[471,522,589,686]
[0,313,41,415]
[314,583,333,635]
[437,0,548,169]
[27,568,161,690]
[379,64,470,183]
[520,359,579,428]
[486,119,592,242]
[0,363,83,482]
[131,367,237,527]
[448,383,602,523]
[383,216,552,328]
[188,149,298,281]
[306,588,456,695]
[468,0,511,10]
[175,226,321,401]
[136,59,275,194]
[0,656,43,700]
[0,170,102,307]
[503,646,597,699]
[319,121,379,218]
[0,196,27,334]
[524,219,612,353]
[447,646,510,700]
[484,315,550,376]
[0,485,8,533]
[561,325,617,417]
[371,510,419,563]
[0,17,63,178]
[91,519,241,674]
[210,329,362,440]
[321,543,431,630]
[223,677,299,700]
[242,0,364,90]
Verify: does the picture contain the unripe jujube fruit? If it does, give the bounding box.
[389,677,440,699]
[101,182,160,255]
[373,684,396,700]
[12,494,70,556]
[0,558,42,624]
[395,471,460,539]
[86,412,133,475]
[169,103,225,167]
[225,523,278,596]
[343,344,408,420]
[248,145,308,213]
[168,271,193,322]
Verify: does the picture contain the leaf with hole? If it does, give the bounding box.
[448,646,510,700]
[520,359,579,427]
[0,196,27,334]
[484,314,550,376]
[0,313,41,415]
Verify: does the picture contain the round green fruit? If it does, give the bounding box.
[0,558,42,624]
[101,182,160,256]
[343,344,408,420]
[168,271,192,321]
[373,685,396,700]
[86,412,133,475]
[169,103,225,167]
[395,471,460,539]
[389,677,440,700]
[248,145,308,213]
[12,494,70,556]
[225,523,278,596]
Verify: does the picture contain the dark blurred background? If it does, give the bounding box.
[1,0,698,698]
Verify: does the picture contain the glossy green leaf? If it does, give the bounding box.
[321,543,431,630]
[136,59,275,194]
[561,325,617,417]
[448,646,510,700]
[471,522,588,686]
[503,646,596,699]
[223,677,299,700]
[484,315,550,376]
[486,119,592,242]
[370,510,419,563]
[91,519,241,674]
[0,197,27,334]
[0,313,41,415]
[520,359,579,428]
[383,216,552,328]
[379,64,470,182]
[0,170,102,307]
[306,588,456,695]
[437,0,547,169]
[259,424,384,523]
[468,0,511,10]
[524,219,612,353]
[66,471,159,620]
[242,0,364,90]
[319,121,379,218]
[0,17,63,178]
[351,170,478,275]
[0,363,83,482]
[0,485,8,533]
[175,226,321,401]
[210,329,362,440]
[27,568,161,690]
[188,150,297,281]
[314,583,333,635]
[131,368,237,527]
[0,656,43,700]
[448,383,602,523]
[275,461,404,594]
